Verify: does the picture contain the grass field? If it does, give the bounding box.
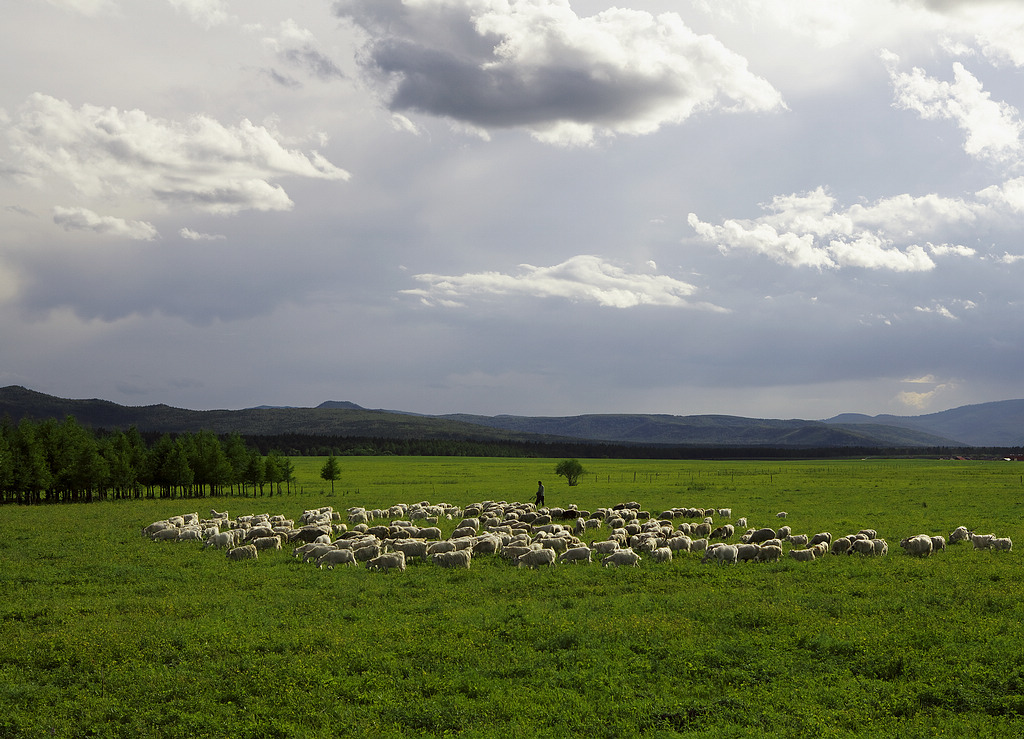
[3,457,1024,738]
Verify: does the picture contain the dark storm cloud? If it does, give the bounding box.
[334,0,783,144]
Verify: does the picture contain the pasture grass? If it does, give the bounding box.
[2,457,1024,737]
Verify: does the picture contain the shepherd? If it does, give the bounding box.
[534,480,545,507]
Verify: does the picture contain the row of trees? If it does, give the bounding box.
[0,416,297,505]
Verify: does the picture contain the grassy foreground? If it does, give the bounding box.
[2,457,1024,738]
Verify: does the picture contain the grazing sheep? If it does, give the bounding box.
[602,550,641,567]
[703,544,738,565]
[788,548,817,562]
[175,529,204,543]
[391,540,430,561]
[252,536,282,551]
[472,536,502,555]
[850,538,874,556]
[667,536,692,552]
[591,540,620,554]
[992,537,1013,552]
[367,551,406,573]
[432,549,473,569]
[689,538,710,553]
[205,531,234,549]
[650,547,673,563]
[717,508,732,518]
[151,527,180,542]
[518,548,557,568]
[558,546,593,565]
[930,536,946,553]
[900,535,933,557]
[302,544,336,564]
[777,526,792,539]
[710,524,735,540]
[858,529,878,540]
[735,543,760,562]
[808,532,832,548]
[871,538,888,556]
[971,533,995,550]
[830,537,852,556]
[776,512,788,519]
[317,549,356,569]
[756,544,783,563]
[743,527,777,544]
[426,541,457,555]
[949,526,971,545]
[787,534,809,548]
[226,545,258,561]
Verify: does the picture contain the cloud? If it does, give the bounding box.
[402,254,725,310]
[262,19,346,84]
[334,0,785,145]
[913,299,976,319]
[167,0,230,29]
[4,94,350,215]
[53,206,158,240]
[884,53,1024,164]
[895,371,955,410]
[914,0,1024,66]
[42,0,116,15]
[687,187,981,271]
[179,227,225,241]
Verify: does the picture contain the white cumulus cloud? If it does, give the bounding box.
[4,94,350,216]
[688,187,982,271]
[402,254,724,310]
[53,206,158,240]
[885,52,1024,164]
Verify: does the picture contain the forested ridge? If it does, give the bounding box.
[0,416,301,505]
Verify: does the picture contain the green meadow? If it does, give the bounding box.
[3,457,1024,738]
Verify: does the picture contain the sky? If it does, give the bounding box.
[1,0,1023,420]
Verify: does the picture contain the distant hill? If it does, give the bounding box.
[0,385,989,449]
[437,412,960,448]
[826,399,1024,447]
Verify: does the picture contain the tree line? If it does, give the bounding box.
[0,416,297,505]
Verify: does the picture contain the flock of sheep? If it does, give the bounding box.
[141,500,1012,571]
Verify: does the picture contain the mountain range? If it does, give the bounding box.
[1,385,1021,449]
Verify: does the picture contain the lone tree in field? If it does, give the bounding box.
[320,455,341,494]
[555,458,586,486]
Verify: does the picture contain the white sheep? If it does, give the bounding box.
[704,544,738,565]
[776,511,788,519]
[226,544,258,561]
[650,547,673,563]
[558,546,592,564]
[591,540,620,554]
[432,549,472,569]
[317,549,356,569]
[367,551,406,572]
[787,548,817,562]
[602,550,641,567]
[899,534,933,556]
[971,533,995,550]
[735,543,760,562]
[205,531,234,549]
[949,526,971,544]
[830,537,852,555]
[992,537,1013,551]
[518,548,557,568]
[755,544,783,563]
[252,536,282,551]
